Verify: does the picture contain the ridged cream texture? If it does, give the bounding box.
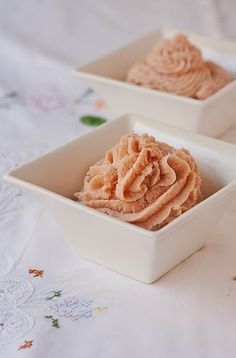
[75,133,203,231]
[126,34,231,99]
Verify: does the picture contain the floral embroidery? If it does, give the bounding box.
[0,89,110,130]
[73,88,109,126]
[28,269,44,278]
[49,296,107,322]
[0,90,67,112]
[27,95,67,111]
[1,84,111,352]
[46,290,62,300]
[18,339,33,350]
[44,315,60,329]
[0,278,107,347]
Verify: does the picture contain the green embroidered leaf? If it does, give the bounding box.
[80,88,93,99]
[75,88,93,104]
[5,91,19,98]
[52,318,60,328]
[80,115,107,127]
[0,91,21,110]
[46,290,62,300]
[45,315,60,328]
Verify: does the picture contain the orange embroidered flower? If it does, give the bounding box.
[95,99,106,110]
[18,340,33,350]
[29,269,44,277]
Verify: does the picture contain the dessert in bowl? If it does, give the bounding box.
[126,34,230,100]
[75,132,203,231]
[76,28,236,137]
[4,114,236,283]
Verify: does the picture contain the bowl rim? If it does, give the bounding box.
[75,27,236,105]
[4,113,236,240]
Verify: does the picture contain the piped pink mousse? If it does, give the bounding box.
[74,133,203,231]
[126,34,230,99]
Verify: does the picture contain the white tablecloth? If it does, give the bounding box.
[1,1,236,357]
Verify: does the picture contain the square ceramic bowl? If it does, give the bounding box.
[76,28,236,138]
[4,114,236,283]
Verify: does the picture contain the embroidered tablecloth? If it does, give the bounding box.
[1,1,236,357]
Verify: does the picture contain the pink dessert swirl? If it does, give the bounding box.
[75,133,203,231]
[126,34,230,99]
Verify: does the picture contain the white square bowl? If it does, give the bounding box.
[76,28,236,138]
[4,114,236,283]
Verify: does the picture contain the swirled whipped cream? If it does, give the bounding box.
[126,34,230,99]
[75,133,203,231]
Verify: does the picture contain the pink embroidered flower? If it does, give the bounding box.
[27,95,67,111]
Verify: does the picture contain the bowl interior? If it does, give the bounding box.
[78,28,236,82]
[8,114,236,202]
